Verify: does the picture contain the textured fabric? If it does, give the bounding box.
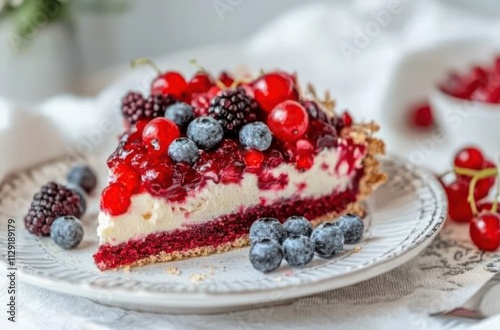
[0,226,499,329]
[2,0,500,329]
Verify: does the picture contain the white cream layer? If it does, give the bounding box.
[97,147,365,246]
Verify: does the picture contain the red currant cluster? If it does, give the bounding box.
[440,56,500,103]
[440,146,500,251]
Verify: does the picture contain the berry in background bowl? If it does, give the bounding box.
[430,55,500,154]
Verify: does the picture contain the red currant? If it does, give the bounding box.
[477,202,494,213]
[151,71,187,99]
[475,160,497,200]
[495,56,500,72]
[296,154,314,170]
[100,183,131,216]
[191,93,211,117]
[207,86,221,98]
[142,163,173,195]
[187,71,214,95]
[342,111,353,128]
[410,103,434,128]
[219,71,234,87]
[445,181,473,222]
[252,72,299,113]
[111,164,140,192]
[142,118,180,155]
[470,212,500,251]
[244,149,264,170]
[453,146,484,170]
[267,101,309,143]
[295,139,314,156]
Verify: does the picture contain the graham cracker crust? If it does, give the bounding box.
[121,125,386,270]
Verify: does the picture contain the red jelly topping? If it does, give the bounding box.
[107,68,362,216]
[104,107,362,216]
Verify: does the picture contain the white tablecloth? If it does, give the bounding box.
[1,0,500,329]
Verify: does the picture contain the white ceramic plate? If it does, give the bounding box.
[0,156,446,314]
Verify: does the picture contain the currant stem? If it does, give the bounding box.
[468,175,479,215]
[492,171,500,214]
[131,58,161,75]
[455,167,498,216]
[189,59,206,72]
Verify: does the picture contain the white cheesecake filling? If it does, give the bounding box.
[98,147,365,246]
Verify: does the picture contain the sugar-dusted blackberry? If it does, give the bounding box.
[24,182,82,236]
[208,88,258,133]
[121,92,176,125]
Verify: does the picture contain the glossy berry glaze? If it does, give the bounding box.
[104,110,356,213]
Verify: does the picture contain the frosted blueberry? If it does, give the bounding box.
[239,121,272,151]
[311,223,344,258]
[282,235,315,268]
[187,116,224,150]
[249,217,286,244]
[336,213,364,244]
[250,238,283,273]
[165,102,195,130]
[168,137,200,164]
[67,165,97,194]
[283,215,313,237]
[50,216,84,250]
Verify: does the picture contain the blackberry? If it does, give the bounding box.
[208,88,258,133]
[121,92,175,125]
[24,182,82,236]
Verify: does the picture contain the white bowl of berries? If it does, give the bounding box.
[430,56,500,154]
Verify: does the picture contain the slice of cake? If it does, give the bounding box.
[94,68,386,270]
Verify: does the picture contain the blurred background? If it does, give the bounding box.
[2,0,500,101]
[2,0,500,166]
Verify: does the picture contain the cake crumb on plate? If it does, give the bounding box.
[166,267,181,276]
[190,273,207,283]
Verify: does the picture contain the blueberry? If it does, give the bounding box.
[337,213,364,244]
[249,238,283,273]
[66,183,87,215]
[187,116,224,150]
[311,223,344,258]
[50,216,84,249]
[67,165,97,194]
[165,102,195,130]
[282,235,315,268]
[283,215,312,238]
[168,137,200,164]
[239,122,272,151]
[249,217,285,244]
